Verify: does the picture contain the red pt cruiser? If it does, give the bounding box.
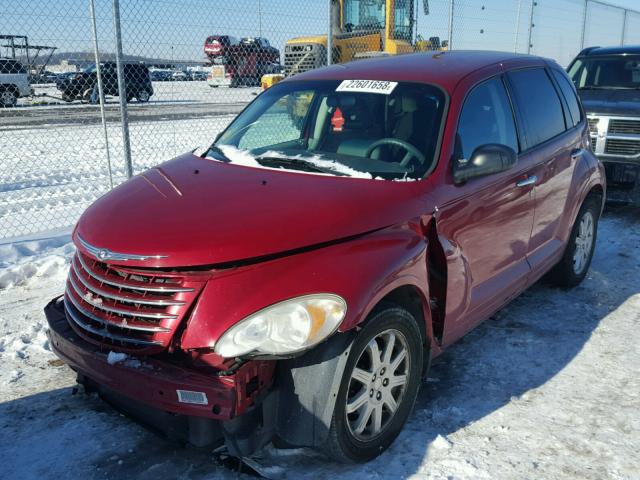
[45,51,605,462]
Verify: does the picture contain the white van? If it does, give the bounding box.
[0,59,32,107]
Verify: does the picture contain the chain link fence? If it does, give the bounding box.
[1,0,638,242]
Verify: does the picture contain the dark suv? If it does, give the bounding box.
[569,46,640,205]
[56,62,153,103]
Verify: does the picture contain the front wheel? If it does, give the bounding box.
[323,305,424,463]
[136,89,150,102]
[0,88,18,107]
[549,195,600,288]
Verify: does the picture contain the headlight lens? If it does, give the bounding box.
[214,294,347,358]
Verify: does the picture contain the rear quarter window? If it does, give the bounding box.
[552,69,582,127]
[507,68,566,148]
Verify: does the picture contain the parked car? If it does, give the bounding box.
[170,70,189,81]
[149,69,173,82]
[0,58,33,107]
[56,62,153,103]
[189,70,208,81]
[204,34,239,61]
[45,51,605,463]
[568,45,640,205]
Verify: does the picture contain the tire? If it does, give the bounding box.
[136,89,150,102]
[549,195,600,288]
[0,87,18,107]
[323,304,424,463]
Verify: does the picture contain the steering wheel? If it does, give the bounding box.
[364,138,426,167]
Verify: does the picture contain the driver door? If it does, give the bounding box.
[435,75,536,344]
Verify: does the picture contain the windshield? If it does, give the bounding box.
[344,0,385,31]
[210,79,446,180]
[569,55,640,90]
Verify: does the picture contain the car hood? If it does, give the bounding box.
[578,88,640,117]
[75,154,430,268]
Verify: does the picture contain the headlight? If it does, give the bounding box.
[214,294,347,358]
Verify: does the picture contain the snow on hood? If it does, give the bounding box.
[211,144,374,179]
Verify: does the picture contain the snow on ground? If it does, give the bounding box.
[0,207,638,479]
[16,81,259,108]
[0,114,234,241]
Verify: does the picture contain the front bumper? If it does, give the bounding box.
[44,296,274,421]
[598,157,640,205]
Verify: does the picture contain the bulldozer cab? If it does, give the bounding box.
[339,0,415,45]
[278,1,439,80]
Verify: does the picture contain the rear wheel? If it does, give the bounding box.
[550,195,600,288]
[323,305,424,463]
[0,87,18,107]
[136,89,150,102]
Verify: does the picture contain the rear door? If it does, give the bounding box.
[436,75,536,342]
[505,67,584,279]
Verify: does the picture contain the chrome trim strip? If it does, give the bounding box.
[65,290,170,333]
[64,298,162,346]
[67,274,177,320]
[72,258,185,307]
[77,234,168,262]
[77,253,194,293]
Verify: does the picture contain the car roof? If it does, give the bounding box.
[579,45,640,56]
[287,50,548,92]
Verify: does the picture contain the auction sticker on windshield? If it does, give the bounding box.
[336,80,398,95]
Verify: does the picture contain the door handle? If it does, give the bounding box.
[571,149,584,161]
[516,175,537,188]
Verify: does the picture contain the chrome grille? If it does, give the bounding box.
[588,115,640,158]
[605,139,640,156]
[608,119,640,135]
[64,251,202,353]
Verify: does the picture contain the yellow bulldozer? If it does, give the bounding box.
[282,0,444,77]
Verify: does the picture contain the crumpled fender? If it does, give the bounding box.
[179,222,432,352]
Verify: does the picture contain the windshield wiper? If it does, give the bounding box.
[206,145,232,162]
[256,156,350,176]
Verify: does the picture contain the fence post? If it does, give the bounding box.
[327,0,333,65]
[514,0,522,53]
[89,0,113,189]
[448,0,454,50]
[111,0,133,179]
[527,0,535,54]
[580,0,588,49]
[621,9,628,45]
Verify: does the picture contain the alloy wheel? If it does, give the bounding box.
[573,210,594,275]
[345,329,410,441]
[1,90,16,107]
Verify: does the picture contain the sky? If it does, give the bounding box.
[2,0,640,67]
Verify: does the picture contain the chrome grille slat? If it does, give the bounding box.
[65,299,162,346]
[63,250,201,352]
[72,258,185,307]
[609,119,640,135]
[67,273,177,320]
[65,290,170,333]
[77,253,194,293]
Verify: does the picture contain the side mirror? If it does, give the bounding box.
[423,0,430,15]
[453,144,517,184]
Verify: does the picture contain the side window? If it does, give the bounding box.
[457,77,518,161]
[552,69,582,127]
[508,68,566,148]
